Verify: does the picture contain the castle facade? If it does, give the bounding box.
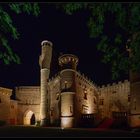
[0,40,140,128]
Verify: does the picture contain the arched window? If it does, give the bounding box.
[94,98,96,104]
[84,90,87,100]
[70,105,73,113]
[64,81,68,89]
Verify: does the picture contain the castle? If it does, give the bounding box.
[0,40,140,128]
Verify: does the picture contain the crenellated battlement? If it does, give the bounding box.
[48,72,60,83]
[76,71,96,87]
[99,79,129,89]
[0,87,12,96]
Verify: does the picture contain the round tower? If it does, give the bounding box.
[39,40,53,126]
[59,54,79,128]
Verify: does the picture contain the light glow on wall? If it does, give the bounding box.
[24,110,34,125]
[61,117,74,128]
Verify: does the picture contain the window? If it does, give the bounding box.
[134,98,136,110]
[128,95,130,102]
[70,106,73,113]
[100,99,104,105]
[84,90,87,100]
[56,93,59,100]
[50,108,54,116]
[112,91,116,94]
[47,107,49,112]
[11,105,14,109]
[64,81,68,89]
[0,98,1,103]
[94,98,96,104]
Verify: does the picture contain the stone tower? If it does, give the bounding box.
[39,40,53,126]
[126,38,140,127]
[59,54,79,128]
[128,52,140,127]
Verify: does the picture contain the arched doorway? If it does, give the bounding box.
[24,110,36,125]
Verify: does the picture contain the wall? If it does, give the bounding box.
[74,71,98,126]
[15,86,40,125]
[49,75,61,126]
[98,80,130,119]
[0,87,12,124]
[10,100,18,125]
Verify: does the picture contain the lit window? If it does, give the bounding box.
[64,81,68,89]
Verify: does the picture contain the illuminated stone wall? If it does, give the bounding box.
[59,69,76,128]
[10,100,18,125]
[74,71,98,126]
[0,49,134,128]
[15,86,40,125]
[49,75,61,125]
[0,87,12,124]
[98,80,130,119]
[12,64,131,127]
[75,71,98,114]
[130,81,140,127]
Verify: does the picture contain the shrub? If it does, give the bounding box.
[35,120,40,127]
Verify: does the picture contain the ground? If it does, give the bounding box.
[0,126,140,138]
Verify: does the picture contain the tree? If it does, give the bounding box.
[0,3,40,64]
[58,3,140,80]
[1,3,140,80]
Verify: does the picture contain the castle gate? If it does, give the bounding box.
[23,110,36,125]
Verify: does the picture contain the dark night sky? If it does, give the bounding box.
[0,4,128,90]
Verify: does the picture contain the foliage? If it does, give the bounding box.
[0,3,40,64]
[1,3,140,80]
[59,3,140,79]
[35,120,40,126]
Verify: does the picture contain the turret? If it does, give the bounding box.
[59,54,78,128]
[59,54,78,70]
[39,40,53,126]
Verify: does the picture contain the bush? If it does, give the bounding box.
[35,121,40,127]
[0,120,6,126]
